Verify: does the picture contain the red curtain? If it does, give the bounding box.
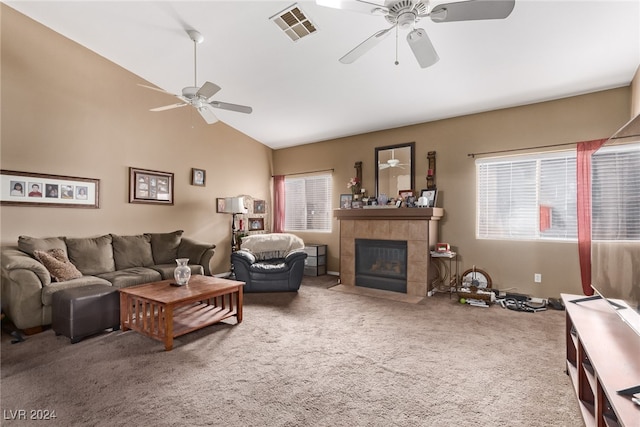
[576,139,607,295]
[273,175,285,233]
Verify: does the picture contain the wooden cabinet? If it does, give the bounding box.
[562,294,640,427]
[303,244,326,276]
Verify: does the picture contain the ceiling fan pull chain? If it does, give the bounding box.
[394,25,399,65]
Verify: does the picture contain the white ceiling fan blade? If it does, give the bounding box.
[430,0,515,23]
[340,26,395,64]
[196,81,221,100]
[316,0,388,15]
[209,101,253,114]
[197,105,219,124]
[138,84,177,96]
[149,103,188,112]
[378,163,391,170]
[407,28,439,68]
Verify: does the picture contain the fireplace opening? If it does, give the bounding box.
[355,239,407,293]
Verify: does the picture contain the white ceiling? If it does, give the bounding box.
[5,1,640,149]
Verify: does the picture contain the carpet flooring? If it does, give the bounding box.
[1,275,583,426]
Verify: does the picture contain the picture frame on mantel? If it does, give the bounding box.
[340,194,353,209]
[129,167,174,205]
[0,169,100,208]
[420,188,438,208]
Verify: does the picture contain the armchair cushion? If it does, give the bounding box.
[240,233,304,260]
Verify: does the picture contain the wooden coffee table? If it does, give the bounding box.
[119,275,244,351]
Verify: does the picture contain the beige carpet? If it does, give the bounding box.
[330,284,424,304]
[1,275,583,426]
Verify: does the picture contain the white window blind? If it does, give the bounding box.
[284,173,332,233]
[592,144,640,240]
[476,143,640,241]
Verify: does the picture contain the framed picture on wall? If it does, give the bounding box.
[254,199,266,214]
[216,198,226,213]
[191,168,206,186]
[0,169,100,208]
[248,217,264,231]
[129,167,174,205]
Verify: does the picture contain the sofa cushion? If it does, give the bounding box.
[18,235,67,257]
[33,248,83,282]
[111,234,154,270]
[66,235,116,275]
[145,230,183,264]
[96,267,162,289]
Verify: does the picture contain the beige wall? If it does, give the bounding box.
[0,5,273,275]
[631,66,640,118]
[273,88,631,298]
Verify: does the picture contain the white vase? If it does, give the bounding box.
[378,194,388,205]
[174,258,191,285]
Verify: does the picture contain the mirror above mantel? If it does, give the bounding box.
[375,142,415,199]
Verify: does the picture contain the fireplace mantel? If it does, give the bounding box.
[335,207,444,297]
[334,207,444,221]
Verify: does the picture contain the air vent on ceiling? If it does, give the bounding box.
[270,3,317,42]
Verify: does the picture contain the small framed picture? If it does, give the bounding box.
[395,199,403,208]
[420,188,438,207]
[216,198,226,213]
[248,217,264,231]
[340,194,353,209]
[351,200,363,209]
[399,189,413,199]
[191,168,206,186]
[254,199,266,214]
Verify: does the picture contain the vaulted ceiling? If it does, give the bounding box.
[5,1,640,149]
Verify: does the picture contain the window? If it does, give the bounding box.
[476,143,640,241]
[592,144,640,240]
[284,173,332,232]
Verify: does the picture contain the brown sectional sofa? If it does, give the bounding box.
[1,230,215,332]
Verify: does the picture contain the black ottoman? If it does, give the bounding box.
[52,284,120,343]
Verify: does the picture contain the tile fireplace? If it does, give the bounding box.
[334,208,444,297]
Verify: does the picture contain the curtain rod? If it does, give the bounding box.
[272,168,334,177]
[467,142,578,158]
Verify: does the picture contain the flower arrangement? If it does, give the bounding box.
[347,177,361,195]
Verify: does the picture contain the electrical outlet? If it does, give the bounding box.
[534,273,542,283]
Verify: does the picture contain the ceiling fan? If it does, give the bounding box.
[317,0,515,68]
[139,30,252,124]
[378,150,408,169]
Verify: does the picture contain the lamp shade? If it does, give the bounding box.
[224,197,247,214]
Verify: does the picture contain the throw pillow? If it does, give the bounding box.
[145,230,184,264]
[65,235,116,275]
[111,234,155,270]
[34,248,83,282]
